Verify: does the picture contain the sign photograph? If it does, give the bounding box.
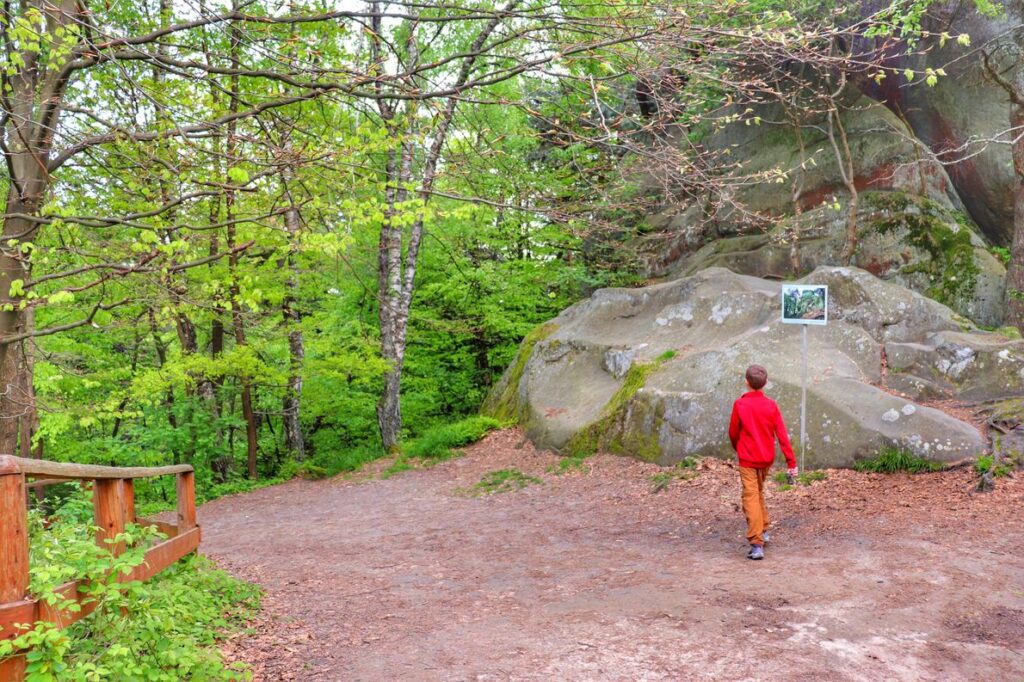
[781,284,828,325]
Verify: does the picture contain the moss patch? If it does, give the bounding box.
[457,468,543,496]
[481,323,558,422]
[996,326,1023,340]
[864,191,980,307]
[562,351,674,462]
[981,397,1024,425]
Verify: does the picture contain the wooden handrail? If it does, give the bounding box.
[5,455,193,480]
[0,455,201,681]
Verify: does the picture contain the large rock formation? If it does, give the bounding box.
[860,2,1023,247]
[639,92,1008,327]
[632,4,1021,328]
[484,266,1024,468]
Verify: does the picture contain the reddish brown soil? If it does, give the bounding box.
[205,429,1024,681]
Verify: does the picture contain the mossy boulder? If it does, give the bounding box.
[483,266,1022,468]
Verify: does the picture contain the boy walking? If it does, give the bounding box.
[728,365,797,560]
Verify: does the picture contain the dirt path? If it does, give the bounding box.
[203,429,1024,681]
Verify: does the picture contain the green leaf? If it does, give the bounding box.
[227,167,249,184]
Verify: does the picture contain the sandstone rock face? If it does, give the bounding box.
[668,192,1007,327]
[639,92,1007,326]
[859,2,1023,247]
[635,6,1022,327]
[485,267,1022,468]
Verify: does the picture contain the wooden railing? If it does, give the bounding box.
[0,455,201,680]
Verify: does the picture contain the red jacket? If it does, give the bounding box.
[728,390,796,469]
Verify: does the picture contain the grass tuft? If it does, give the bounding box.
[380,456,414,479]
[654,349,677,363]
[649,456,700,493]
[461,468,542,496]
[773,469,827,490]
[549,453,590,474]
[853,446,945,474]
[974,454,1013,478]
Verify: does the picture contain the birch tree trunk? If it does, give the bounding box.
[282,201,306,459]
[372,1,514,451]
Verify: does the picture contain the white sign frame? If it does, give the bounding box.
[781,284,828,326]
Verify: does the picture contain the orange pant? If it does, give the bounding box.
[739,466,770,546]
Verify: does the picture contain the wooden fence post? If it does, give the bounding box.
[0,456,28,681]
[93,479,127,556]
[176,471,196,531]
[122,479,135,526]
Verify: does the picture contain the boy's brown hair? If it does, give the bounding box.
[745,364,768,390]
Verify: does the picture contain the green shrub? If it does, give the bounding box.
[404,415,502,459]
[302,447,384,479]
[296,462,330,479]
[0,494,258,680]
[990,245,1011,266]
[853,446,945,474]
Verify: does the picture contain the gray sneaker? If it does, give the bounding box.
[747,544,764,560]
[763,532,770,545]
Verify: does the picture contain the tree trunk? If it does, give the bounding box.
[789,120,806,275]
[375,135,415,452]
[378,366,403,452]
[282,202,305,459]
[840,188,860,266]
[235,321,259,477]
[826,106,859,266]
[1005,92,1024,331]
[16,333,36,460]
[222,0,259,478]
[0,198,44,454]
[283,324,305,458]
[370,2,510,451]
[0,0,80,451]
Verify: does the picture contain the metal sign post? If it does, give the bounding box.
[800,324,808,472]
[780,284,828,472]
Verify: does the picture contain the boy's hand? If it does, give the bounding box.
[787,467,799,477]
